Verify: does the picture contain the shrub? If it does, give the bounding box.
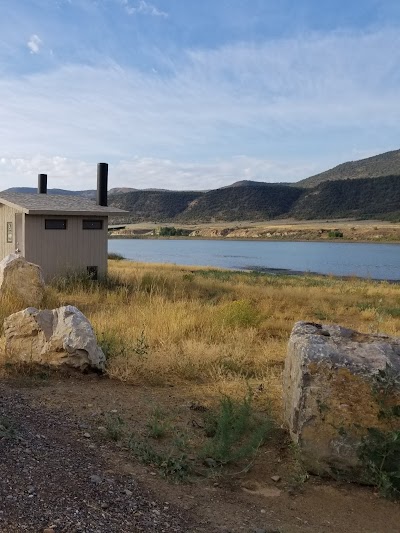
[202,392,275,464]
[108,252,125,260]
[328,230,344,239]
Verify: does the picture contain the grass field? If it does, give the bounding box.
[2,260,398,414]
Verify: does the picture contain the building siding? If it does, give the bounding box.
[24,215,108,280]
[0,204,22,260]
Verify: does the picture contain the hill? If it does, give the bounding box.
[2,187,96,198]
[175,184,304,222]
[108,190,203,222]
[297,149,400,188]
[290,175,400,220]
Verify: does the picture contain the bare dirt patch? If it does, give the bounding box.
[2,373,399,533]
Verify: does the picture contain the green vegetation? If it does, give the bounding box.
[358,367,400,499]
[298,148,400,188]
[176,184,304,222]
[158,226,191,236]
[359,429,400,499]
[108,252,125,260]
[104,413,125,442]
[201,392,275,465]
[328,230,344,238]
[109,190,202,223]
[109,174,400,224]
[291,175,400,220]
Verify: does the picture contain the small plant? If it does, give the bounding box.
[0,416,17,440]
[217,300,261,328]
[99,330,149,360]
[129,436,191,482]
[359,428,400,499]
[133,330,149,359]
[147,407,169,439]
[328,230,343,238]
[201,392,275,465]
[104,413,125,441]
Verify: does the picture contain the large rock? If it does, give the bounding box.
[283,321,400,481]
[0,253,45,307]
[4,305,106,372]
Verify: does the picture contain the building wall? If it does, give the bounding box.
[24,215,108,280]
[0,204,23,260]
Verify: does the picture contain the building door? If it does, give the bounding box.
[15,213,23,254]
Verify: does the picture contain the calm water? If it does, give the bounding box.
[108,239,400,281]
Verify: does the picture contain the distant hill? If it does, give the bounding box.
[175,184,304,222]
[108,190,203,222]
[297,149,400,188]
[2,187,96,198]
[223,180,272,188]
[290,175,400,220]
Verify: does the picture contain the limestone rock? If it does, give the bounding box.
[283,321,400,481]
[0,254,45,307]
[4,305,106,372]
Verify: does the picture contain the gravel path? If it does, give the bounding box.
[0,383,192,533]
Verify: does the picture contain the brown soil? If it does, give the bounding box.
[1,373,399,532]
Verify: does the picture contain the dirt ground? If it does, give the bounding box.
[2,373,400,533]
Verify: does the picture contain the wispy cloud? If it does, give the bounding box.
[27,34,42,54]
[120,0,168,18]
[1,28,400,189]
[0,155,317,190]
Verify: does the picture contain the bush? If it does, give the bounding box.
[359,429,400,499]
[202,392,275,464]
[108,252,125,260]
[328,230,344,239]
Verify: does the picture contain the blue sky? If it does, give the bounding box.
[1,0,400,190]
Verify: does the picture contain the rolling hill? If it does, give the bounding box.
[175,184,304,222]
[290,175,400,221]
[297,149,400,188]
[108,190,203,222]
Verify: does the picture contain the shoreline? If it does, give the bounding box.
[109,235,400,245]
[108,258,400,284]
[109,219,400,244]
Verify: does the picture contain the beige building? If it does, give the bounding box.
[0,167,127,280]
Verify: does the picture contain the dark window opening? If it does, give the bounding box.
[87,266,98,280]
[83,219,103,230]
[45,219,67,230]
[6,222,13,243]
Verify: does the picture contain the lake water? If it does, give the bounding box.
[108,239,400,281]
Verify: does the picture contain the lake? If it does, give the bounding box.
[108,239,400,281]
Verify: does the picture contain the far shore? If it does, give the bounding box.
[109,219,400,244]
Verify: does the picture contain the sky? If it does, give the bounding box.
[1,0,400,191]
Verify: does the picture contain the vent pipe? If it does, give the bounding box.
[38,174,47,194]
[97,163,108,206]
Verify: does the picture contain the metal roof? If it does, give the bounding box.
[0,192,128,216]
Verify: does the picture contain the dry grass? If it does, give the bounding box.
[1,260,400,411]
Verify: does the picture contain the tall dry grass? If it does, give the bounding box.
[1,261,400,407]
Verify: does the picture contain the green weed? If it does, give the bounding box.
[104,413,125,442]
[147,407,169,439]
[359,429,400,499]
[202,392,275,464]
[128,436,191,482]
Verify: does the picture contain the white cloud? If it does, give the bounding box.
[27,34,43,54]
[0,155,318,191]
[121,0,168,18]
